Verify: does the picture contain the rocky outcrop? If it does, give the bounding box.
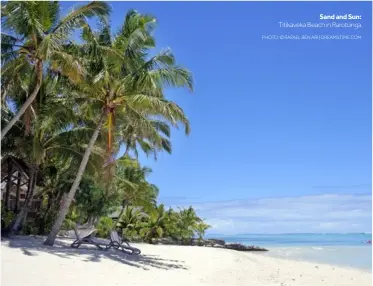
[152,237,267,251]
[224,243,268,252]
[206,238,225,246]
[152,237,176,245]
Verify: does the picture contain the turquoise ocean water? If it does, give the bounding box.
[206,233,372,270]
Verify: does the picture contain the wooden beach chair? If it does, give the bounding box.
[71,226,106,250]
[107,230,141,255]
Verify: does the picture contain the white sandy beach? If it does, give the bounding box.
[1,236,371,286]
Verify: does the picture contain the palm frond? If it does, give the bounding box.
[52,1,110,36]
[125,94,190,135]
[1,33,19,53]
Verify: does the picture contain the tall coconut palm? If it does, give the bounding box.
[1,75,106,234]
[44,10,193,245]
[1,1,110,139]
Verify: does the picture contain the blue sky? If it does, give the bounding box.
[64,2,372,233]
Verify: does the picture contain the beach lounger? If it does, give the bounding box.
[71,226,106,250]
[107,230,141,255]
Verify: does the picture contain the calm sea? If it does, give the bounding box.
[206,233,372,270]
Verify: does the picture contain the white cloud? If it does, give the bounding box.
[166,193,372,234]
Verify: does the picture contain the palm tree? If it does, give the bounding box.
[2,76,106,234]
[74,175,118,225]
[139,204,168,243]
[117,113,173,160]
[1,1,110,139]
[178,207,202,242]
[117,205,148,228]
[44,10,193,245]
[163,207,182,240]
[195,222,211,242]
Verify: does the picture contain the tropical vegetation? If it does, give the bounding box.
[1,1,210,246]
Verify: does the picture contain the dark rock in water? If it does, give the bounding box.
[224,243,268,251]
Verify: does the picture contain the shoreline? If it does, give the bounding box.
[2,236,371,286]
[252,249,372,273]
[254,245,372,272]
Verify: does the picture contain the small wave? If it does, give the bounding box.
[312,247,324,250]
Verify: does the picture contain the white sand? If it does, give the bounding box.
[1,236,371,286]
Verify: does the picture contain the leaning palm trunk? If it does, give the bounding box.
[1,61,43,140]
[44,113,105,246]
[11,169,37,234]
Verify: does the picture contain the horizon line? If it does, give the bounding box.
[161,191,372,205]
[206,232,372,236]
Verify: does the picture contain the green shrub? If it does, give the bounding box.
[62,218,76,230]
[1,205,15,229]
[122,227,141,241]
[96,216,113,238]
[20,220,39,235]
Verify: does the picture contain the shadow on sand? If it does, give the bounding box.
[3,236,188,271]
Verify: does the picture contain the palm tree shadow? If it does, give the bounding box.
[3,236,188,271]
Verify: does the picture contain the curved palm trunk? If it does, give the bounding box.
[1,60,43,140]
[11,169,37,234]
[44,114,105,246]
[38,194,52,234]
